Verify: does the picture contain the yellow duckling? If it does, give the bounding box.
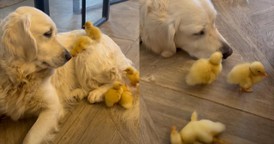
[186,52,223,85]
[170,126,182,144]
[124,67,139,86]
[227,61,267,92]
[119,84,134,109]
[70,36,93,57]
[84,21,101,41]
[104,81,123,107]
[180,111,226,144]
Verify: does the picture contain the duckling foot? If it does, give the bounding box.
[240,87,253,93]
[213,137,226,144]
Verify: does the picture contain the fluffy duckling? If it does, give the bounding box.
[170,126,182,144]
[180,111,226,144]
[186,52,223,86]
[70,36,93,57]
[104,81,123,107]
[227,61,267,92]
[84,21,101,41]
[124,67,139,86]
[119,84,134,109]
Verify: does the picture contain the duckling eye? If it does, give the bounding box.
[257,70,261,73]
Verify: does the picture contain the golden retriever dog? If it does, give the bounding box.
[0,7,70,144]
[0,6,132,144]
[140,0,233,59]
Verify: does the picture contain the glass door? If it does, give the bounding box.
[81,0,109,27]
[34,0,110,31]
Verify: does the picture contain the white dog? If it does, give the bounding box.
[140,0,233,59]
[0,7,132,144]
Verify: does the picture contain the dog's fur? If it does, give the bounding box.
[140,0,233,59]
[54,30,132,104]
[0,7,132,144]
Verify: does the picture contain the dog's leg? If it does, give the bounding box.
[87,83,113,103]
[23,89,63,144]
[23,108,62,144]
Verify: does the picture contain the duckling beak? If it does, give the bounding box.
[262,72,268,77]
[83,23,88,28]
[124,69,129,73]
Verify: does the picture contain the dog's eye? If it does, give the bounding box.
[43,31,52,38]
[194,30,205,36]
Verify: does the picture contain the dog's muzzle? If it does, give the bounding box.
[220,42,233,59]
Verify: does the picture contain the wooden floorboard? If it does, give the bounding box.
[100,0,139,41]
[140,46,274,120]
[142,82,274,144]
[0,118,35,144]
[139,96,160,144]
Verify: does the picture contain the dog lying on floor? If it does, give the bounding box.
[0,6,132,144]
[140,0,233,59]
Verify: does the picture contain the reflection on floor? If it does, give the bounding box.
[0,0,139,143]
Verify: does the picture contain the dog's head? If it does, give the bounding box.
[0,6,71,69]
[172,0,232,59]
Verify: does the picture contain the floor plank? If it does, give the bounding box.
[140,47,274,120]
[142,82,274,144]
[100,0,139,41]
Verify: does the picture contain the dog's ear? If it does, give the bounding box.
[1,13,37,61]
[20,14,37,61]
[141,20,176,57]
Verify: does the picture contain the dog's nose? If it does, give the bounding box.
[220,42,233,59]
[64,50,71,61]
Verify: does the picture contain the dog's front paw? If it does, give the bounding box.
[161,50,175,58]
[87,90,104,103]
[71,89,88,102]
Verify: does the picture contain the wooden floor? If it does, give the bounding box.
[1,0,274,144]
[140,0,274,144]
